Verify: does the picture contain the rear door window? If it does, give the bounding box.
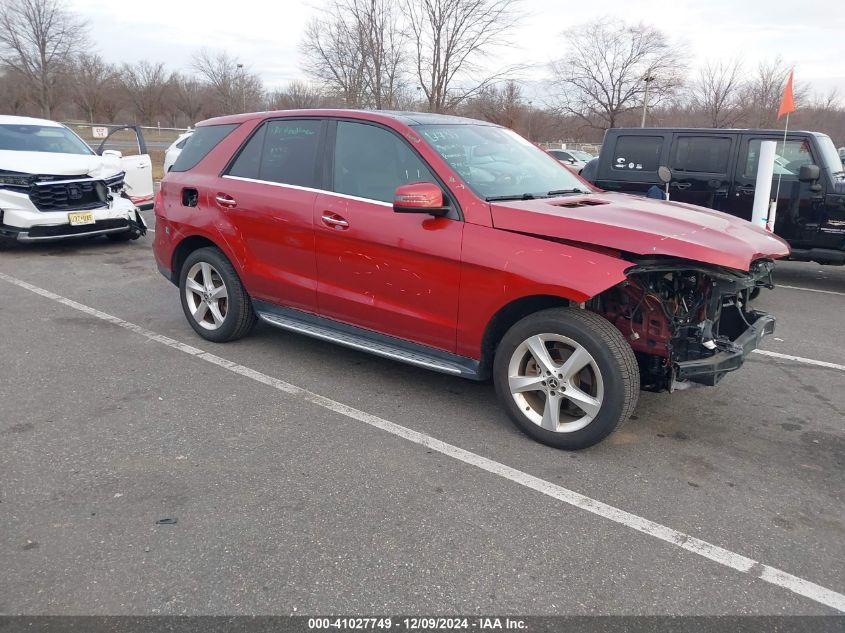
[259,120,322,187]
[171,124,238,172]
[611,135,663,171]
[671,136,731,174]
[225,119,323,187]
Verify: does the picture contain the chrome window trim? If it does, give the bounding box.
[222,174,394,208]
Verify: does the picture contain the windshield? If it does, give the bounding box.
[569,150,593,161]
[0,124,94,155]
[816,134,844,175]
[416,124,592,200]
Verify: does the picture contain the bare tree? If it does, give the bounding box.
[301,0,405,109]
[0,64,32,113]
[268,80,326,110]
[70,53,119,123]
[192,49,263,114]
[0,0,88,118]
[465,80,525,128]
[349,0,406,108]
[809,88,841,112]
[550,18,685,130]
[689,58,744,128]
[171,73,207,124]
[120,60,170,126]
[403,0,522,113]
[740,57,802,128]
[302,13,364,107]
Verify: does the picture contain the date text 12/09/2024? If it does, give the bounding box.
[307,617,527,630]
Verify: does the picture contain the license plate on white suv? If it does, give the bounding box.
[68,212,95,226]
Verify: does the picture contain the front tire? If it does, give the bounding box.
[179,247,256,342]
[493,307,639,450]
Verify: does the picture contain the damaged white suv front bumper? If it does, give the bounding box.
[0,173,146,243]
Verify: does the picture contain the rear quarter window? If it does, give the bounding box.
[611,135,663,172]
[171,124,238,172]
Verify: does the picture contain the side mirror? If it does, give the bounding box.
[393,182,449,217]
[102,149,123,158]
[657,166,672,184]
[798,164,820,182]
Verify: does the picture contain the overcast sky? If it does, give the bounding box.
[70,0,844,97]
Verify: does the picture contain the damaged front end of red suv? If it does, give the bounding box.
[590,258,776,391]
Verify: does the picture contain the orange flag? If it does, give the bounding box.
[778,70,796,119]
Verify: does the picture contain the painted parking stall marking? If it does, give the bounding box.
[776,284,845,297]
[752,349,845,372]
[1,270,844,613]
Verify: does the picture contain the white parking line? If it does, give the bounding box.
[777,284,845,297]
[1,270,843,613]
[753,350,845,372]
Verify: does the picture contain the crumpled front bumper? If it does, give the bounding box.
[0,199,146,243]
[674,311,776,386]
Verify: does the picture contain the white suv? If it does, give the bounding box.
[0,116,152,243]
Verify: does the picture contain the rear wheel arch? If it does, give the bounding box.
[171,235,226,285]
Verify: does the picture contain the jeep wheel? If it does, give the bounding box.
[493,307,639,450]
[179,247,256,342]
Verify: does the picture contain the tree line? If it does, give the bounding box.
[1,0,842,145]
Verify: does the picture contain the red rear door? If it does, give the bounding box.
[216,118,325,311]
[314,120,463,352]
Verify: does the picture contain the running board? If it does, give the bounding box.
[254,302,481,379]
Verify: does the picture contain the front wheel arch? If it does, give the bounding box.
[478,295,573,379]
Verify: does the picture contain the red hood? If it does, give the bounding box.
[489,193,790,271]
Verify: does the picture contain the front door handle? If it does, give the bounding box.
[321,212,349,230]
[671,182,692,190]
[215,193,237,208]
[737,185,755,195]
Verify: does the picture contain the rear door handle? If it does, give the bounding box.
[321,212,349,229]
[737,185,755,195]
[215,193,237,208]
[671,182,692,190]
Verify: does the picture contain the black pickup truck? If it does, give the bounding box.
[581,128,845,265]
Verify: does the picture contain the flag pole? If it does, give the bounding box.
[772,111,790,207]
[769,66,795,231]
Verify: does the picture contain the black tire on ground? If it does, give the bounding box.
[493,307,640,450]
[178,246,256,343]
[749,287,761,301]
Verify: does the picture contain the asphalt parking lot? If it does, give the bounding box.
[1,211,843,615]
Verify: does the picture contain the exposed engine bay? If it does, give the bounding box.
[589,258,776,391]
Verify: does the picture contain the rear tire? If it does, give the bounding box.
[179,247,256,342]
[493,307,639,450]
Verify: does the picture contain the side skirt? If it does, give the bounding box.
[253,300,482,380]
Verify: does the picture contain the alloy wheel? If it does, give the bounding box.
[507,333,604,433]
[184,261,229,330]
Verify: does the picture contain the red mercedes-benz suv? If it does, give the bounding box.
[153,110,790,449]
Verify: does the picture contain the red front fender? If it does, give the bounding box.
[456,223,632,359]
